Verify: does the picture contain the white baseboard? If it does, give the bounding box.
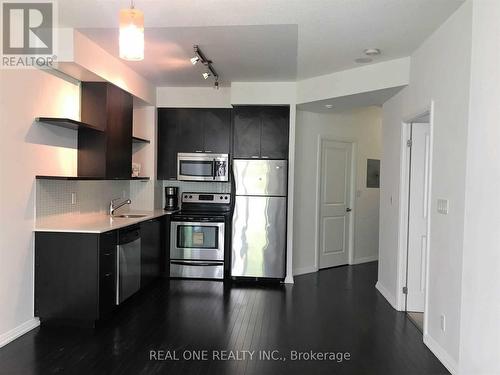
[293,265,318,276]
[351,255,379,265]
[423,333,458,375]
[375,281,398,310]
[0,318,40,348]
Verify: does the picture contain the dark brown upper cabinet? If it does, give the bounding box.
[157,108,231,180]
[78,82,133,178]
[176,109,204,153]
[203,109,231,153]
[233,106,289,159]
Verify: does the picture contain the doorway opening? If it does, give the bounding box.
[399,110,433,334]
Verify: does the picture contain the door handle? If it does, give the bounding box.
[171,261,223,267]
[346,208,352,212]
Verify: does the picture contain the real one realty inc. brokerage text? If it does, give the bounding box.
[150,350,351,362]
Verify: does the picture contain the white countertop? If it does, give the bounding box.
[34,209,174,233]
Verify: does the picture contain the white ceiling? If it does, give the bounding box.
[58,0,464,86]
[80,25,298,86]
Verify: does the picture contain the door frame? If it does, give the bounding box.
[396,103,434,336]
[314,136,357,271]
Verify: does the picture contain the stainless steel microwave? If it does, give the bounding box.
[177,153,229,182]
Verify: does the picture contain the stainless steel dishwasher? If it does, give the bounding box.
[116,226,141,305]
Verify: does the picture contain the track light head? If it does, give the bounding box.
[190,56,199,65]
[202,72,211,80]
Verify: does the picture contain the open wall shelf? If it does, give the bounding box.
[36,176,150,181]
[36,117,104,133]
[132,136,151,144]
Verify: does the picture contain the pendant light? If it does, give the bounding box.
[119,0,144,61]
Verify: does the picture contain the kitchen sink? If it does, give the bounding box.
[114,214,148,218]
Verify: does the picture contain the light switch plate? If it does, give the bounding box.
[437,199,449,215]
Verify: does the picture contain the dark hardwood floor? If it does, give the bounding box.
[0,262,448,375]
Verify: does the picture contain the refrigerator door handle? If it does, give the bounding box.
[171,261,224,267]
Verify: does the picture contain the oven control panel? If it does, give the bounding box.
[182,193,231,204]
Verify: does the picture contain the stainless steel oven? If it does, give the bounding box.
[177,153,229,182]
[170,215,225,279]
[170,217,225,261]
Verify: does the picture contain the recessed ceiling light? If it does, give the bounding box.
[355,57,373,64]
[325,104,333,109]
[364,48,381,56]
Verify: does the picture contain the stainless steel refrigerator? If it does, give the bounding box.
[231,159,287,279]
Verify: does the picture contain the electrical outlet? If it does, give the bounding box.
[440,314,446,332]
[71,192,77,205]
[437,199,449,215]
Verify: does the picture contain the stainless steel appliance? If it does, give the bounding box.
[231,159,287,279]
[164,186,179,211]
[116,226,141,305]
[170,193,231,279]
[177,153,229,182]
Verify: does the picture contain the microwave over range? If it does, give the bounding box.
[177,153,229,182]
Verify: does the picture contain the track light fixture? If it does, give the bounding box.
[190,44,220,85]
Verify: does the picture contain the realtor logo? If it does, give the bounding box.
[3,2,52,54]
[1,1,56,68]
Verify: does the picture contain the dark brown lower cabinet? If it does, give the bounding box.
[35,231,117,326]
[140,218,162,287]
[35,221,165,327]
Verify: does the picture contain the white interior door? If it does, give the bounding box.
[406,123,431,312]
[318,139,352,269]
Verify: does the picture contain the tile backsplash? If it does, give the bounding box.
[36,180,131,218]
[35,179,230,218]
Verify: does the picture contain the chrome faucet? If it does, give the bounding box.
[109,198,131,216]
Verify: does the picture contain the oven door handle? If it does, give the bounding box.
[171,261,224,267]
[212,159,216,180]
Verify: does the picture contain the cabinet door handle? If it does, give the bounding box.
[195,150,203,153]
[104,252,113,256]
[251,155,259,158]
[104,272,112,277]
[205,150,213,153]
[262,156,270,159]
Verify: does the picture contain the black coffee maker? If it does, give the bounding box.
[164,186,179,212]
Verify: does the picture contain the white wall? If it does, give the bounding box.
[0,68,80,346]
[378,1,473,372]
[459,1,500,374]
[58,29,156,105]
[156,87,232,108]
[296,58,410,105]
[293,107,382,275]
[231,82,297,105]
